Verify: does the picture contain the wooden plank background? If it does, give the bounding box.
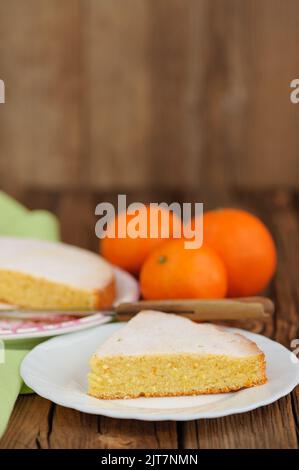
[0,0,299,193]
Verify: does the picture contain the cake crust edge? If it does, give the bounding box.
[93,278,115,309]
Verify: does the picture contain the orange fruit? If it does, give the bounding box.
[140,239,227,300]
[198,208,277,297]
[101,205,182,275]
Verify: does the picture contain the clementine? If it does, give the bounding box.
[140,239,227,300]
[101,205,182,275]
[198,208,277,296]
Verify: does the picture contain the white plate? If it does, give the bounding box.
[0,268,139,340]
[21,323,299,421]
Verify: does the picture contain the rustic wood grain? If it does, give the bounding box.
[85,0,152,189]
[182,397,297,449]
[268,190,299,445]
[96,418,177,449]
[48,406,99,450]
[0,0,82,189]
[0,2,299,190]
[237,0,299,188]
[195,0,248,194]
[0,395,53,449]
[146,0,206,189]
[57,190,97,251]
[292,193,299,433]
[50,409,178,449]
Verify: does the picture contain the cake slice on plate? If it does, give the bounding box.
[0,236,115,309]
[88,311,266,399]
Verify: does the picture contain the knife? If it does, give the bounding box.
[0,296,273,322]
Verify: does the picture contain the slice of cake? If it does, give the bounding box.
[88,311,266,399]
[0,236,115,309]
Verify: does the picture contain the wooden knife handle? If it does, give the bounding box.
[234,296,274,315]
[115,297,274,322]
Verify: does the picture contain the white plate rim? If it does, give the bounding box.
[0,267,139,341]
[21,324,299,421]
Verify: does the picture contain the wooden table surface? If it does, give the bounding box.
[0,187,299,449]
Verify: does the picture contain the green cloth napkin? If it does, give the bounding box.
[0,191,60,438]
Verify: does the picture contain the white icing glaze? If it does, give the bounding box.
[96,311,261,357]
[0,236,113,290]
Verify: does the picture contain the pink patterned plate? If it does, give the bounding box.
[0,267,139,340]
